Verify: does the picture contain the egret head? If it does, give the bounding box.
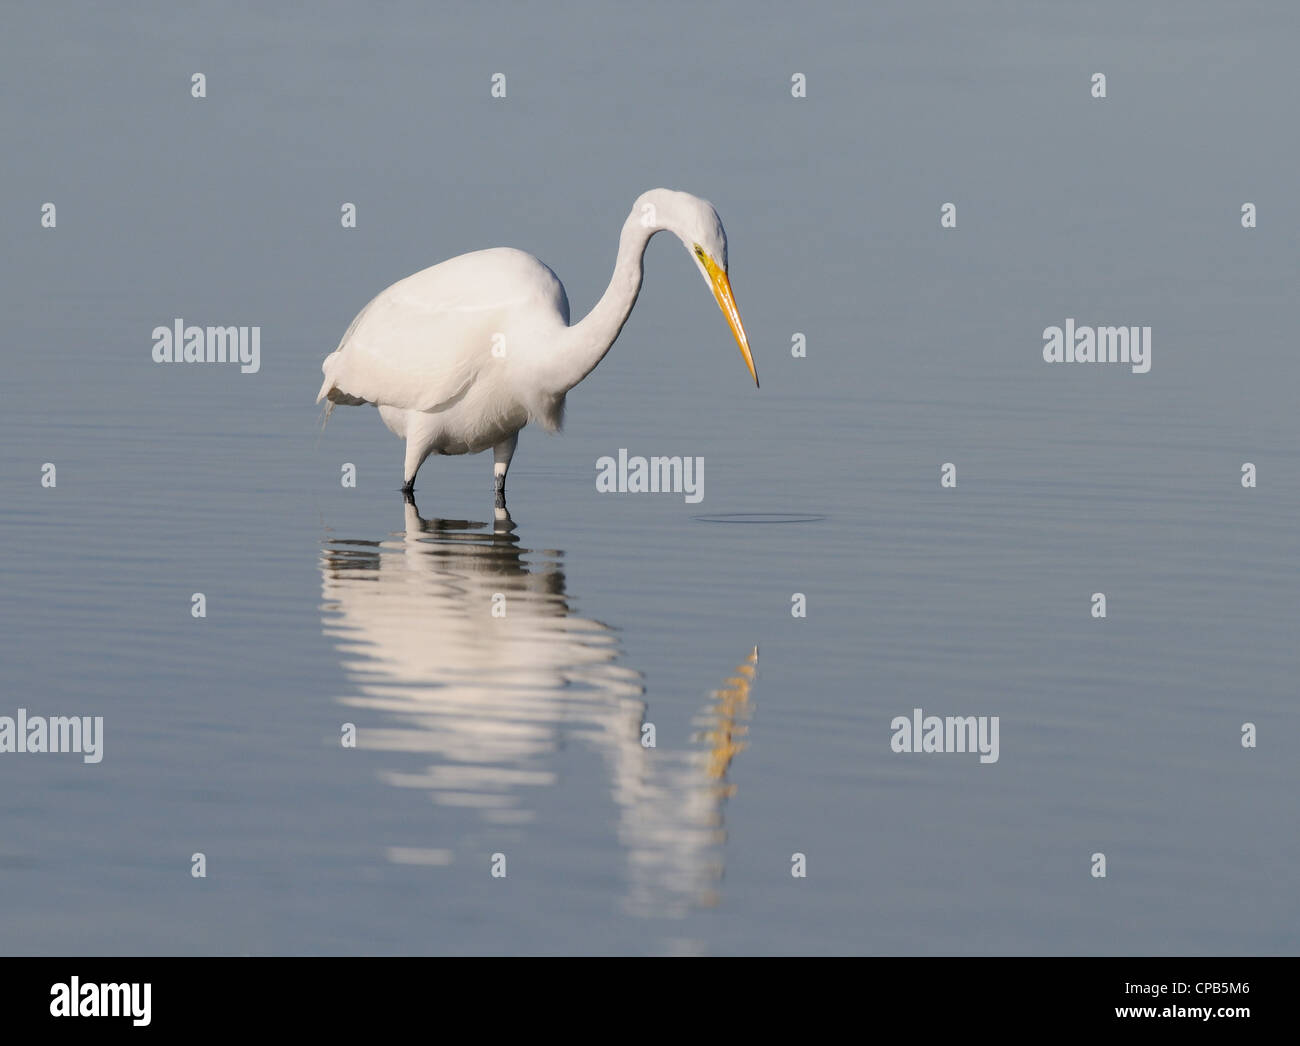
[638,189,758,388]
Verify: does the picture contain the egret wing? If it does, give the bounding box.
[318,250,557,414]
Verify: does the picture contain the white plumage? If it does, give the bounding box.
[317,189,757,498]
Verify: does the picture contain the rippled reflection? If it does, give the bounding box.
[320,496,756,914]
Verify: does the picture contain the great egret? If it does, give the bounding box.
[316,188,758,497]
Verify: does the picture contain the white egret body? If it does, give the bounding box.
[316,189,757,497]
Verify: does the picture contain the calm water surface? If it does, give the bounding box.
[1,2,1297,954]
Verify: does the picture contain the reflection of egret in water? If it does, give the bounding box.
[619,646,757,914]
[319,496,757,914]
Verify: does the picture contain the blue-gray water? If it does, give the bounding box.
[1,1,1297,955]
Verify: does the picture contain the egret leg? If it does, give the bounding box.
[400,458,417,495]
[402,435,431,494]
[493,432,518,505]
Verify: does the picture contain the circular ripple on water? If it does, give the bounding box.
[691,512,827,524]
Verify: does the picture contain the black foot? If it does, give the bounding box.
[492,502,516,534]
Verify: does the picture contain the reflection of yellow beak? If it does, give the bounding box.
[701,254,759,388]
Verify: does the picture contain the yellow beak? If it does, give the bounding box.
[702,255,759,388]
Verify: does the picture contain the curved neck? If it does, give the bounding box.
[552,210,658,394]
